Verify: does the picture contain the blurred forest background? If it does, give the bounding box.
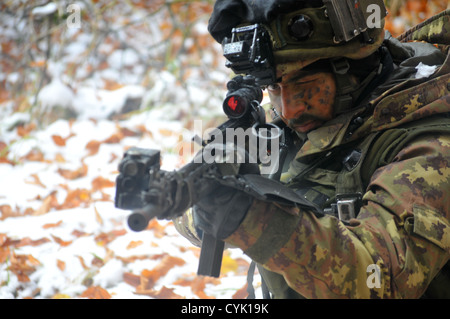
[1,0,449,125]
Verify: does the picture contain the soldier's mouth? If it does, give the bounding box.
[292,120,322,133]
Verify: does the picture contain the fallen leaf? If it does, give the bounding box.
[123,272,141,288]
[42,220,63,229]
[60,188,91,209]
[22,149,45,162]
[17,123,36,137]
[146,219,167,238]
[232,282,249,299]
[52,293,71,299]
[54,153,66,163]
[91,176,115,192]
[126,240,143,250]
[94,229,127,246]
[77,255,88,270]
[9,252,40,282]
[51,234,72,247]
[85,140,101,156]
[94,205,103,225]
[57,163,88,180]
[80,286,112,299]
[51,135,66,146]
[57,259,66,271]
[136,286,184,299]
[139,255,186,290]
[0,246,10,263]
[33,191,58,215]
[24,173,46,189]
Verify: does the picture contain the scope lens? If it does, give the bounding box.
[223,95,248,118]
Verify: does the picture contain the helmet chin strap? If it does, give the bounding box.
[330,51,386,115]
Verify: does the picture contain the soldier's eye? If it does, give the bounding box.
[267,83,281,93]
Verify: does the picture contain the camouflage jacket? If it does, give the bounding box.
[224,11,450,299]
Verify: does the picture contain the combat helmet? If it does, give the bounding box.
[208,0,389,114]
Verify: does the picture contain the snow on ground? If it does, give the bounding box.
[0,2,260,299]
[0,92,261,299]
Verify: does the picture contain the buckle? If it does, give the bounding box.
[336,193,362,222]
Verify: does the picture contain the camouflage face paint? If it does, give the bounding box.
[268,67,336,133]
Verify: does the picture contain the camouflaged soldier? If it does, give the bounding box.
[174,0,450,298]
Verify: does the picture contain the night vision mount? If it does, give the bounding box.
[222,24,276,87]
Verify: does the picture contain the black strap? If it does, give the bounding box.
[246,261,272,299]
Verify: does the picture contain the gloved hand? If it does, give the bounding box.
[192,159,259,240]
[193,182,254,240]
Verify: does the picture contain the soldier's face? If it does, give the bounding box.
[268,64,336,133]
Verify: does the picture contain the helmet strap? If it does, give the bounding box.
[330,56,382,115]
[330,57,356,114]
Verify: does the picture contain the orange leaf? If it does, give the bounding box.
[94,205,103,225]
[80,286,111,299]
[85,140,101,156]
[139,255,186,290]
[51,135,66,146]
[146,219,167,238]
[57,259,66,271]
[25,173,46,188]
[54,153,66,163]
[123,272,141,288]
[22,149,45,162]
[17,123,36,137]
[232,282,249,299]
[33,191,58,215]
[91,176,115,192]
[57,163,88,180]
[42,220,63,229]
[77,255,89,270]
[136,286,184,299]
[60,188,91,209]
[51,234,72,247]
[126,240,143,250]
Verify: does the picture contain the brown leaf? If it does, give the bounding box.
[80,286,112,299]
[57,259,66,271]
[25,173,46,188]
[136,286,184,299]
[91,176,115,192]
[0,246,10,263]
[94,205,103,225]
[60,188,91,209]
[94,229,127,246]
[9,252,40,282]
[17,123,36,137]
[77,255,88,270]
[126,240,143,250]
[22,149,45,162]
[57,163,88,180]
[146,219,168,238]
[123,272,141,288]
[85,140,101,156]
[232,282,249,299]
[33,191,58,215]
[42,220,63,229]
[51,234,72,247]
[139,255,186,290]
[51,135,66,146]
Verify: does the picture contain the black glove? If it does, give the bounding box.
[193,176,254,240]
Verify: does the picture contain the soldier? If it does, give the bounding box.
[175,0,450,298]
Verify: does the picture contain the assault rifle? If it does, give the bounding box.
[114,74,288,277]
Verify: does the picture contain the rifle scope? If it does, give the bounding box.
[222,76,263,120]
